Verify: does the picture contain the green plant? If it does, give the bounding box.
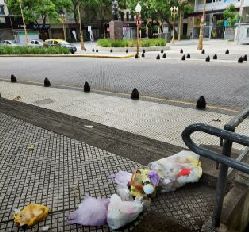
[217,20,224,27]
[0,46,70,54]
[224,4,239,27]
[97,38,166,47]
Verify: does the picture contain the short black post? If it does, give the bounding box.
[131,88,139,100]
[196,96,206,110]
[84,81,90,93]
[11,74,17,83]
[44,77,51,87]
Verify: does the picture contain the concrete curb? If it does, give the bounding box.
[0,54,135,59]
[96,45,170,52]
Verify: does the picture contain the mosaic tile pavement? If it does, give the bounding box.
[1,81,249,152]
[0,113,215,231]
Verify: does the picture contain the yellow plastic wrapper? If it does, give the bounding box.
[13,204,49,227]
[130,168,159,198]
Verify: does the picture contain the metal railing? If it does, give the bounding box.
[181,107,249,229]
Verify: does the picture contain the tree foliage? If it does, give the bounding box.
[126,0,193,22]
[6,0,71,25]
[224,4,239,27]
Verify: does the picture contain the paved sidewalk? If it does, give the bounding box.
[0,106,215,232]
[76,40,249,62]
[0,81,248,151]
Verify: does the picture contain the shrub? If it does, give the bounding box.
[0,46,70,54]
[97,38,166,47]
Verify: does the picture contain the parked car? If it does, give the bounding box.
[29,39,43,46]
[0,40,16,46]
[43,39,77,54]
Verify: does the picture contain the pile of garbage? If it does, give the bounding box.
[13,150,202,230]
[68,150,202,229]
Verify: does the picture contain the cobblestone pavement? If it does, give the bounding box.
[0,54,249,107]
[0,112,215,232]
[1,81,249,151]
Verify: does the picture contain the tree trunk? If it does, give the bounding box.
[178,11,182,40]
[165,18,178,36]
[73,3,78,23]
[78,4,86,51]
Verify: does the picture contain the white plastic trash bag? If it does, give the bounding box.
[148,150,202,192]
[107,194,143,230]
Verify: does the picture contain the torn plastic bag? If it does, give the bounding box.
[148,150,202,192]
[117,185,133,201]
[68,196,110,226]
[107,194,143,230]
[114,171,132,187]
[112,171,133,201]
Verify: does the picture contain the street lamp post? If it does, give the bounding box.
[135,3,142,58]
[170,6,178,44]
[60,11,66,41]
[197,0,206,50]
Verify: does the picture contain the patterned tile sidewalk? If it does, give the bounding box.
[0,81,249,150]
[0,112,215,232]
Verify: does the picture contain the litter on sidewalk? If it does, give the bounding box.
[13,204,49,228]
[149,150,202,192]
[68,150,202,230]
[68,196,109,226]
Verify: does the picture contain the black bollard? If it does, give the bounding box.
[96,49,99,53]
[131,88,139,100]
[201,49,205,54]
[162,53,166,58]
[243,54,247,62]
[180,49,183,54]
[181,54,185,61]
[161,49,164,54]
[44,77,51,87]
[238,57,244,63]
[186,54,190,59]
[126,49,128,53]
[156,54,160,60]
[196,96,206,110]
[11,74,17,83]
[142,53,145,58]
[213,54,217,60]
[135,54,139,59]
[205,56,210,62]
[143,49,146,54]
[84,81,90,93]
[225,49,229,54]
[92,49,95,52]
[110,49,113,53]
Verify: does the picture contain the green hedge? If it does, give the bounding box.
[97,38,166,47]
[0,46,70,54]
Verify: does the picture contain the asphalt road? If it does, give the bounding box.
[0,57,249,108]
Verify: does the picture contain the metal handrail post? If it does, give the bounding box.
[182,123,249,228]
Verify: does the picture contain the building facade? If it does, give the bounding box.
[190,0,249,39]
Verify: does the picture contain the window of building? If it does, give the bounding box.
[0,5,5,16]
[206,0,213,4]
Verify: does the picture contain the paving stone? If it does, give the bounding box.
[1,81,249,151]
[0,112,215,231]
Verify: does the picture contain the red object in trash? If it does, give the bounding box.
[178,168,191,177]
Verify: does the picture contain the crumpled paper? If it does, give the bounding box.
[13,204,49,227]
